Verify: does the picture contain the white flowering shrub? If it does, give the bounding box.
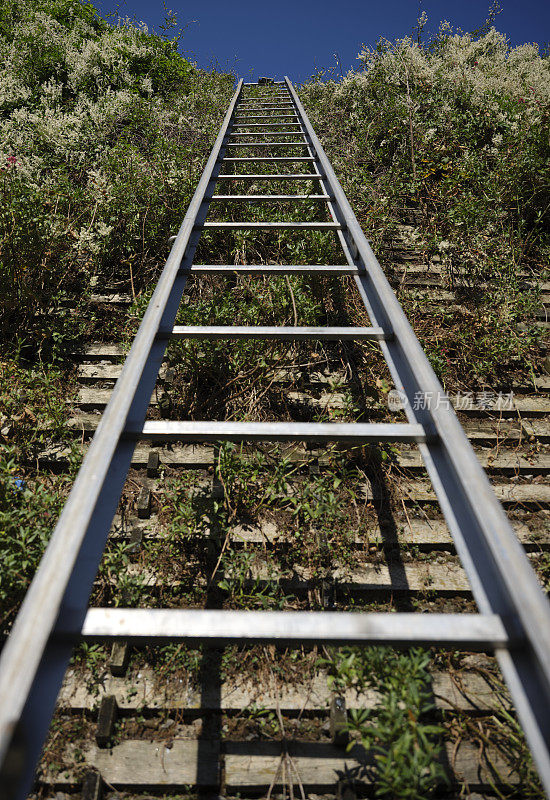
[300,21,549,385]
[0,0,233,349]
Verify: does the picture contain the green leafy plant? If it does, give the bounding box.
[0,447,67,626]
[321,646,447,799]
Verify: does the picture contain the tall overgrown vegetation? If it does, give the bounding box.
[0,0,233,349]
[300,17,549,385]
[0,0,233,623]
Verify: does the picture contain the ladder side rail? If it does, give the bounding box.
[0,79,244,800]
[349,235,550,784]
[285,76,550,790]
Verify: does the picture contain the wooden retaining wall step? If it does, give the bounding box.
[111,513,546,550]
[224,739,518,791]
[72,357,550,394]
[35,441,550,478]
[57,669,510,714]
[77,343,127,359]
[72,386,550,416]
[73,341,550,392]
[74,388,159,407]
[41,739,517,789]
[392,449,550,475]
[110,443,550,475]
[403,479,550,506]
[77,364,167,382]
[228,517,547,549]
[90,293,133,305]
[391,274,550,292]
[113,560,482,595]
[83,287,550,308]
[110,549,546,596]
[384,259,547,281]
[399,289,550,305]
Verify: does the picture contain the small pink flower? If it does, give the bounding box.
[6,155,17,166]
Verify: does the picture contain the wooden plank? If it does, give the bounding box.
[402,289,456,302]
[402,480,550,506]
[108,512,546,550]
[264,561,471,592]
[72,386,550,416]
[104,559,471,593]
[522,419,550,442]
[77,364,166,381]
[42,740,220,786]
[116,551,548,595]
[35,440,550,477]
[35,443,214,469]
[535,375,550,391]
[78,343,127,358]
[90,293,133,305]
[225,739,517,789]
[76,364,123,381]
[132,446,549,475]
[42,739,517,787]
[67,412,103,432]
[454,395,550,414]
[387,262,546,282]
[230,516,541,547]
[74,388,159,407]
[57,669,510,714]
[394,449,550,474]
[400,290,550,306]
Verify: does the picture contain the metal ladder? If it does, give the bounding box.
[1,77,549,798]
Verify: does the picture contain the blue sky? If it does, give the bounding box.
[95,0,550,83]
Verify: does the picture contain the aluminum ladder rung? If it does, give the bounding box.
[129,421,427,444]
[211,194,330,200]
[237,104,295,109]
[239,97,291,101]
[237,108,295,113]
[202,221,341,229]
[239,97,293,101]
[74,610,509,648]
[222,157,316,162]
[235,114,297,120]
[162,325,386,340]
[232,123,301,128]
[216,173,322,180]
[225,142,308,147]
[187,264,359,275]
[230,131,303,136]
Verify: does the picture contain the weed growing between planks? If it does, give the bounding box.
[0,449,71,632]
[0,364,80,634]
